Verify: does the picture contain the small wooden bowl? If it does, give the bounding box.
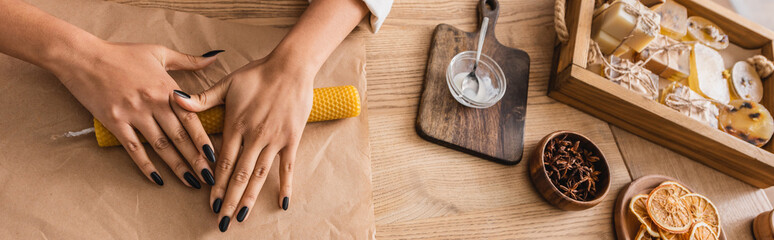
[754,210,774,240]
[528,130,611,211]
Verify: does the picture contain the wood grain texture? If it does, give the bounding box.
[762,40,774,153]
[101,0,773,239]
[555,0,593,72]
[416,0,530,165]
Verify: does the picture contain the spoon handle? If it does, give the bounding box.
[475,17,489,65]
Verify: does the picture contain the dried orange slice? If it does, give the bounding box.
[686,222,719,240]
[647,183,693,233]
[659,181,691,197]
[629,194,661,237]
[658,228,682,240]
[635,225,659,240]
[682,193,722,236]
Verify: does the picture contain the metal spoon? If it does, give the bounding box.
[461,17,490,96]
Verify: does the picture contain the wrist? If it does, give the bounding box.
[266,43,321,84]
[40,31,106,79]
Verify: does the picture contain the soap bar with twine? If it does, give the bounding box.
[591,0,661,56]
[659,82,720,129]
[602,55,660,100]
[638,34,691,82]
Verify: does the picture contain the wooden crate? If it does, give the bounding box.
[549,0,774,188]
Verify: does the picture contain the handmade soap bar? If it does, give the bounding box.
[685,16,729,50]
[689,43,730,104]
[604,55,660,100]
[653,0,688,40]
[719,100,774,147]
[592,30,629,56]
[638,34,690,81]
[660,82,719,128]
[591,1,661,55]
[587,43,634,76]
[728,61,764,102]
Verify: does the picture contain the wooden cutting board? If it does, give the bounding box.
[416,0,530,165]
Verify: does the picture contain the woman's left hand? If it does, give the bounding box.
[174,54,315,232]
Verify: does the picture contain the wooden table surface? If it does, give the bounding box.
[108,0,773,238]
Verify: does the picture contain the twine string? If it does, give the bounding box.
[746,55,774,79]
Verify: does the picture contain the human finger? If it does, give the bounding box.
[235,145,280,223]
[163,96,215,186]
[135,119,200,189]
[216,141,265,232]
[278,144,297,211]
[106,122,165,186]
[163,48,222,71]
[210,126,242,215]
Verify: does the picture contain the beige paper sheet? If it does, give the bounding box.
[0,0,373,238]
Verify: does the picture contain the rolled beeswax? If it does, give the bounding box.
[94,85,361,147]
[591,1,661,55]
[689,43,730,104]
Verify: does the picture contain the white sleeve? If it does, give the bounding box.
[361,0,392,33]
[308,0,393,33]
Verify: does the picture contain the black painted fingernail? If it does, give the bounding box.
[184,172,201,189]
[201,50,225,57]
[203,144,216,163]
[173,90,190,99]
[282,197,289,211]
[219,216,230,232]
[151,172,164,186]
[237,207,249,222]
[202,169,215,185]
[213,198,222,214]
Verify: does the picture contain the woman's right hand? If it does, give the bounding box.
[50,40,223,188]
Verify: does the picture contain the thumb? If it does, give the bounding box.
[173,77,230,112]
[164,48,224,71]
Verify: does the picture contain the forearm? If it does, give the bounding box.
[270,0,369,79]
[0,0,103,74]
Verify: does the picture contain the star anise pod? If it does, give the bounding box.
[543,134,603,201]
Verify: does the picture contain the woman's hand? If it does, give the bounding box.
[173,0,367,232]
[174,54,315,231]
[52,40,223,188]
[0,0,225,188]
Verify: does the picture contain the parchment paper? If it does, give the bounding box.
[0,0,374,238]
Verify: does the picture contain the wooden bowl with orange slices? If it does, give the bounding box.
[614,175,726,240]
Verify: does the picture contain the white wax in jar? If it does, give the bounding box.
[452,72,498,103]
